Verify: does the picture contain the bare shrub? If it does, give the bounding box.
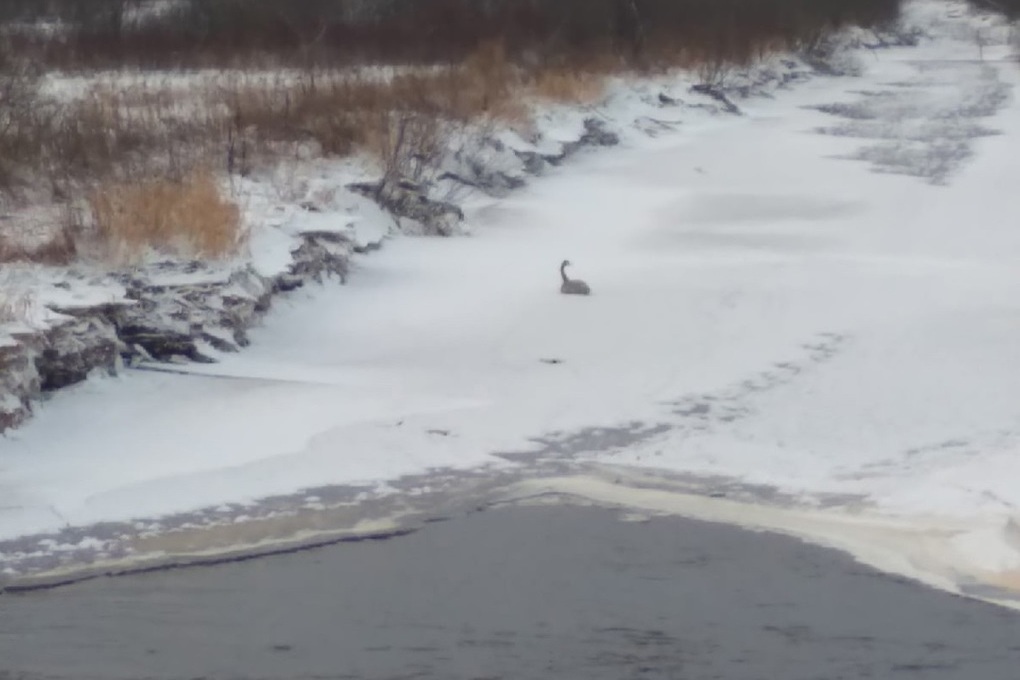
[370,110,452,188]
[695,58,734,88]
[86,170,243,263]
[0,60,227,206]
[218,57,528,170]
[47,85,224,192]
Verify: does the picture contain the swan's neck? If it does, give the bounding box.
[560,262,569,283]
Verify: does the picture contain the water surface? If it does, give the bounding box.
[2,504,1019,679]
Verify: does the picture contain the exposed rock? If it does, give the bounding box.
[514,150,547,175]
[273,274,305,293]
[551,118,622,163]
[580,117,621,147]
[538,118,621,166]
[0,226,381,434]
[0,343,36,431]
[108,266,272,362]
[348,179,464,237]
[33,320,121,390]
[689,84,743,115]
[10,308,123,391]
[0,310,123,431]
[117,324,210,362]
[437,169,525,196]
[800,45,863,77]
[284,232,351,283]
[439,138,528,197]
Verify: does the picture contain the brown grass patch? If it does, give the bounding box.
[0,0,905,267]
[527,69,606,103]
[86,171,243,263]
[218,58,534,168]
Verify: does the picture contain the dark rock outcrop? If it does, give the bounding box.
[0,226,369,433]
[514,150,547,175]
[348,179,464,237]
[689,84,743,115]
[0,342,37,431]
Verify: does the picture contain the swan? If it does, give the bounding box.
[560,259,591,295]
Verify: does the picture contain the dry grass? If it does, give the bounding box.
[217,41,595,163]
[86,171,243,263]
[0,227,77,265]
[215,51,532,170]
[0,39,715,265]
[527,69,607,103]
[0,206,78,266]
[0,0,904,266]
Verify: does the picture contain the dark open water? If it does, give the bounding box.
[1,503,1019,679]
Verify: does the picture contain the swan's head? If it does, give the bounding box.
[561,259,571,267]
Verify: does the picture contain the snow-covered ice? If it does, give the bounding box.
[3,0,1020,603]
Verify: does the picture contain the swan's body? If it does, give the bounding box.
[559,260,591,295]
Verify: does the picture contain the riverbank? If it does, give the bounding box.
[2,0,1019,611]
[0,0,902,435]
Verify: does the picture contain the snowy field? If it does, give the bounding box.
[3,0,1020,604]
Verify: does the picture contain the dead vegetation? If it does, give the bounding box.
[0,0,904,265]
[528,69,606,104]
[85,170,242,263]
[0,223,77,265]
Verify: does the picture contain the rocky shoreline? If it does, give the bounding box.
[0,116,633,434]
[0,24,912,435]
